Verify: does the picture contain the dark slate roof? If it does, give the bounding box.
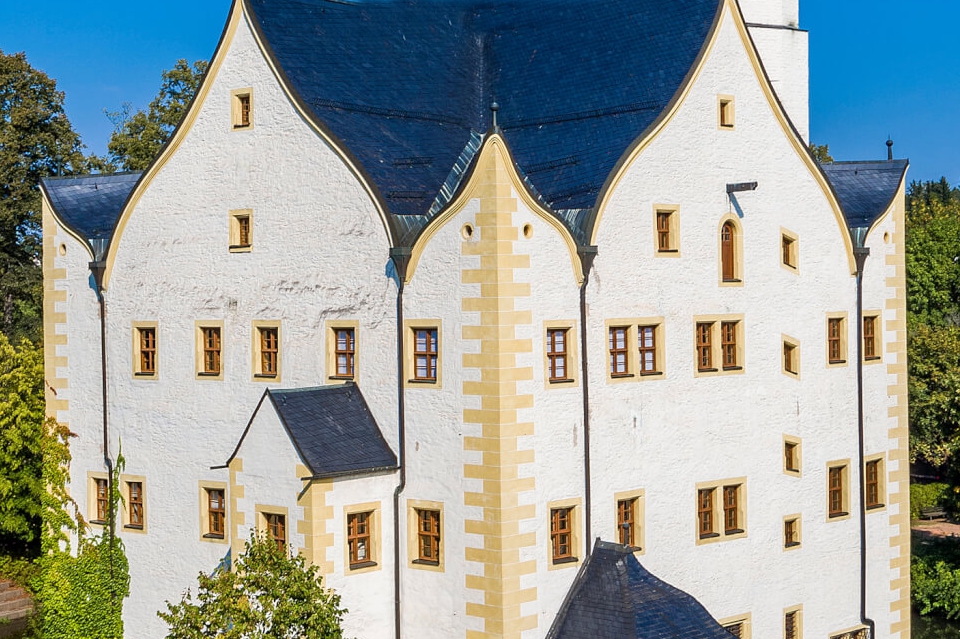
[820,160,908,229]
[546,540,732,639]
[41,173,141,243]
[247,0,721,245]
[266,384,397,478]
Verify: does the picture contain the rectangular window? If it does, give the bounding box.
[782,233,797,269]
[617,498,637,548]
[547,328,569,382]
[784,440,800,474]
[697,488,715,538]
[237,214,251,247]
[266,512,285,551]
[231,89,253,130]
[127,481,144,529]
[139,327,156,375]
[721,321,739,369]
[609,326,629,376]
[696,322,713,371]
[238,94,251,127]
[725,622,744,639]
[550,507,575,563]
[416,509,441,565]
[414,328,438,382]
[718,96,735,129]
[828,464,848,518]
[783,339,798,376]
[335,328,355,379]
[208,489,225,538]
[202,327,221,375]
[865,458,884,509]
[638,325,657,374]
[863,315,879,360]
[95,477,108,523]
[229,209,253,252]
[258,326,279,378]
[723,485,741,534]
[828,317,844,363]
[656,211,671,250]
[784,610,799,639]
[348,511,374,568]
[784,517,800,548]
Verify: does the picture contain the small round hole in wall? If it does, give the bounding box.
[883,232,890,244]
[522,223,533,239]
[461,223,474,240]
[58,243,67,256]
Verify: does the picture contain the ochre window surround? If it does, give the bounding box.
[251,321,282,382]
[781,227,799,272]
[783,435,802,476]
[344,501,381,575]
[547,497,582,570]
[696,477,747,545]
[826,313,848,367]
[693,314,745,378]
[229,209,253,253]
[543,320,579,389]
[256,504,289,553]
[826,460,851,522]
[403,320,442,389]
[407,499,444,572]
[87,471,109,527]
[131,321,159,379]
[718,614,751,639]
[325,320,360,384]
[604,318,665,384]
[199,480,228,543]
[717,214,744,286]
[783,514,801,550]
[653,204,680,256]
[863,312,882,363]
[864,454,886,512]
[230,88,254,130]
[782,334,800,378]
[718,95,736,130]
[121,474,147,534]
[614,489,645,553]
[195,320,224,380]
[784,606,803,639]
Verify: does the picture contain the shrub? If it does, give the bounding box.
[913,482,950,520]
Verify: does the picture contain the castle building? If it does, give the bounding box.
[40,0,910,637]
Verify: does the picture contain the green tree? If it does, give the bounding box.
[0,335,46,556]
[107,59,208,171]
[809,142,834,163]
[0,50,89,341]
[160,532,346,639]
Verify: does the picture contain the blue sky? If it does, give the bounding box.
[1,0,955,184]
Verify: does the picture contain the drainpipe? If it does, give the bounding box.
[389,247,410,639]
[577,246,598,554]
[88,242,116,595]
[853,239,876,639]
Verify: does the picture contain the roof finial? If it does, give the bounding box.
[490,101,500,132]
[886,136,894,161]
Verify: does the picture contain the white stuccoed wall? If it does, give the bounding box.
[61,8,398,637]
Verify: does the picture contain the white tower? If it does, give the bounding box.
[736,0,810,141]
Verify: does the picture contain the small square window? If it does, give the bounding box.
[231,88,253,130]
[229,210,253,252]
[718,96,735,129]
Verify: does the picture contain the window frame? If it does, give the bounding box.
[782,334,800,378]
[547,498,582,569]
[783,435,802,476]
[131,321,159,379]
[87,471,109,526]
[229,209,253,253]
[256,504,288,553]
[718,614,751,639]
[251,321,282,382]
[614,489,644,553]
[543,321,579,388]
[696,477,747,544]
[413,328,438,382]
[864,454,886,512]
[608,325,630,378]
[199,481,228,543]
[717,215,744,286]
[605,318,665,383]
[547,328,570,382]
[120,474,147,534]
[717,95,736,130]
[783,606,803,639]
[783,514,802,550]
[195,320,224,380]
[826,313,848,367]
[326,320,360,383]
[653,205,680,256]
[230,88,254,130]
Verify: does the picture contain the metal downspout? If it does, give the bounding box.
[853,244,876,639]
[390,248,409,639]
[578,246,598,554]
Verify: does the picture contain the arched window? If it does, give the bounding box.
[721,221,737,282]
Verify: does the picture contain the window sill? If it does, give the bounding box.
[203,533,225,540]
[89,519,106,526]
[698,532,720,540]
[784,468,800,475]
[412,559,440,567]
[784,541,801,549]
[721,278,741,283]
[724,528,744,535]
[232,124,251,131]
[552,556,578,565]
[828,511,849,519]
[254,373,278,379]
[134,372,157,378]
[639,371,663,377]
[124,524,144,531]
[783,262,797,270]
[408,379,437,384]
[549,378,575,384]
[229,244,252,252]
[349,561,377,570]
[864,357,881,362]
[828,360,847,365]
[610,373,634,379]
[866,504,885,511]
[197,372,221,377]
[697,368,718,373]
[329,375,355,381]
[722,366,743,371]
[657,249,679,254]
